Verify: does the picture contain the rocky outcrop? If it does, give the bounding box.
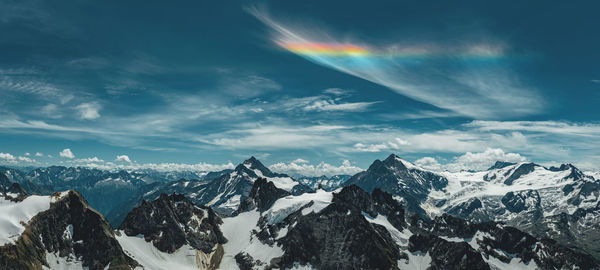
[118,193,227,254]
[0,191,137,270]
[408,213,599,270]
[487,161,516,171]
[277,201,402,270]
[238,177,290,213]
[501,190,541,213]
[503,163,537,185]
[408,234,490,270]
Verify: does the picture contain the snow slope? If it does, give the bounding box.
[0,192,66,245]
[116,233,210,270]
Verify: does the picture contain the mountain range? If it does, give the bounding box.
[1,154,599,269]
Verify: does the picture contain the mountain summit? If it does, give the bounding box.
[345,154,448,215]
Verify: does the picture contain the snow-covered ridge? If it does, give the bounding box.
[242,161,298,192]
[0,191,69,245]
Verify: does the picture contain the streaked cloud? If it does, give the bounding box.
[303,99,379,112]
[248,6,543,119]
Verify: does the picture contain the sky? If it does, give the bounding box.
[1,0,599,175]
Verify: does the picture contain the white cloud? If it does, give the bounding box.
[59,148,75,159]
[466,120,600,137]
[414,148,527,172]
[323,88,346,95]
[0,152,16,161]
[414,157,442,171]
[269,159,363,177]
[448,148,527,171]
[303,99,379,112]
[24,152,30,156]
[115,155,132,163]
[17,156,35,163]
[35,152,43,157]
[41,104,62,119]
[292,158,309,164]
[77,157,103,163]
[80,161,235,172]
[75,102,101,120]
[352,138,411,152]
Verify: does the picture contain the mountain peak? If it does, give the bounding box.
[238,156,281,178]
[243,156,259,164]
[382,153,410,169]
[488,161,517,170]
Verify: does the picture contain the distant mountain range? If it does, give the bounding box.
[1,154,599,269]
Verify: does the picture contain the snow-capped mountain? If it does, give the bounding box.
[345,154,448,215]
[343,154,600,261]
[296,174,351,191]
[126,179,599,269]
[116,193,227,269]
[106,157,309,226]
[0,166,220,223]
[1,176,597,269]
[0,190,138,269]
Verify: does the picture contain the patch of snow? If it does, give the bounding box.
[263,189,333,225]
[116,232,211,270]
[221,211,284,270]
[398,251,431,270]
[0,194,64,245]
[220,195,241,210]
[363,213,412,247]
[43,252,84,270]
[484,254,538,270]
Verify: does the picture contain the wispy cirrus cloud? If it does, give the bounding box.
[303,99,379,112]
[248,6,543,119]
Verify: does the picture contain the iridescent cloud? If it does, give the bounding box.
[250,6,542,119]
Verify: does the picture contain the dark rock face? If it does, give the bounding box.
[248,185,408,270]
[238,177,290,213]
[487,161,517,170]
[0,172,11,190]
[233,180,598,269]
[408,234,490,270]
[447,197,483,217]
[278,202,402,270]
[234,252,257,270]
[408,213,599,270]
[529,203,600,262]
[345,154,447,216]
[5,183,28,200]
[118,193,227,253]
[503,163,537,185]
[0,191,137,270]
[501,190,541,213]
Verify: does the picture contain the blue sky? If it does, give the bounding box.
[1,0,599,175]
